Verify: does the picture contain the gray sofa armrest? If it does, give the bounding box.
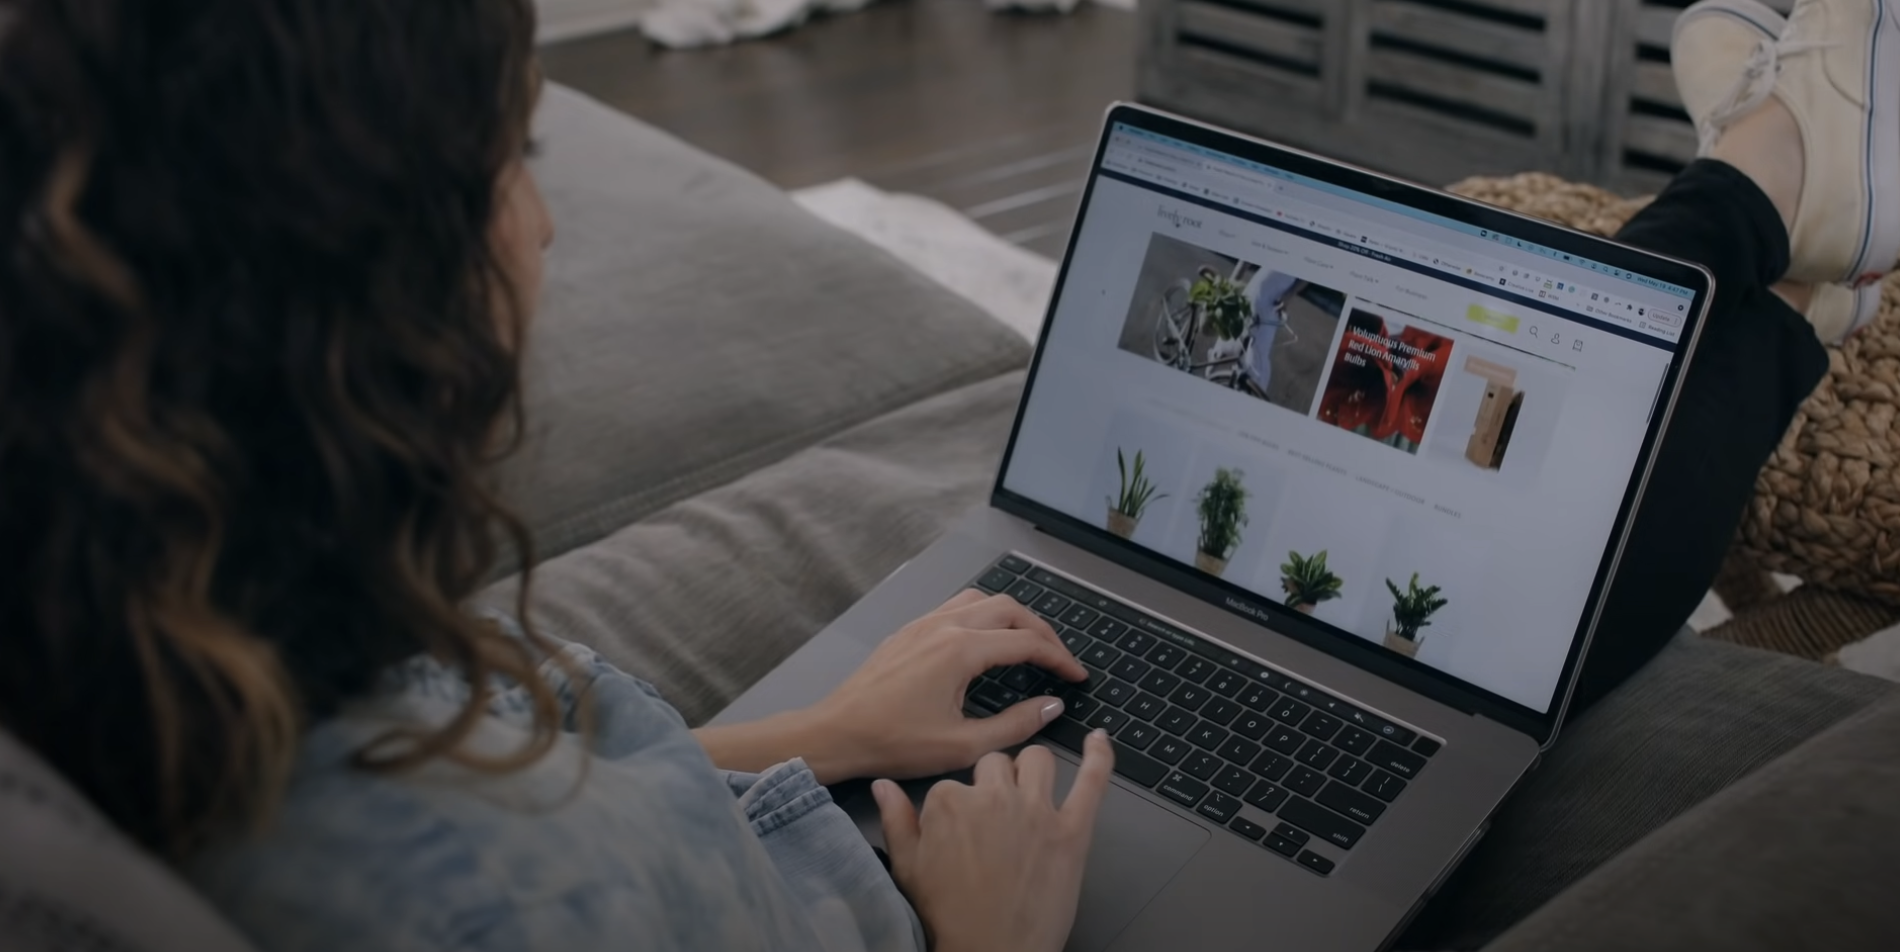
[1481,689,1900,952]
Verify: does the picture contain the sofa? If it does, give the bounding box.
[3,84,1898,952]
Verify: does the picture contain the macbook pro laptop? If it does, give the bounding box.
[714,103,1713,951]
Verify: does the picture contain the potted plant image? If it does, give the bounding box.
[1279,549,1343,614]
[1189,273,1254,342]
[1383,573,1448,659]
[1193,467,1248,577]
[1105,448,1166,539]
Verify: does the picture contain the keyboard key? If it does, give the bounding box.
[1000,666,1042,693]
[1080,643,1122,669]
[1088,617,1128,644]
[1098,679,1138,707]
[1181,751,1221,781]
[1126,692,1167,722]
[1120,723,1161,751]
[1082,664,1111,687]
[1317,781,1388,825]
[1212,764,1253,797]
[1058,628,1092,655]
[1412,736,1442,757]
[1368,740,1427,780]
[1296,739,1339,770]
[1137,669,1182,697]
[1286,766,1326,798]
[1147,644,1187,670]
[1150,736,1190,764]
[1270,697,1312,725]
[1178,657,1216,683]
[1328,756,1373,787]
[1205,670,1245,697]
[1187,723,1230,751]
[1249,752,1294,781]
[1273,822,1310,847]
[1032,592,1072,617]
[1086,708,1128,734]
[1060,605,1099,630]
[1005,579,1043,605]
[1199,698,1244,726]
[1335,726,1377,757]
[1263,725,1305,755]
[1363,770,1407,803]
[970,682,1022,713]
[1263,832,1303,857]
[1217,736,1261,766]
[1196,791,1241,823]
[1158,771,1209,808]
[976,566,1018,592]
[1039,717,1167,788]
[1297,851,1336,876]
[1109,656,1151,684]
[1237,683,1278,712]
[1169,684,1211,711]
[1229,816,1268,842]
[1118,630,1156,656]
[1300,711,1343,741]
[1157,706,1196,735]
[1279,795,1366,849]
[1064,693,1098,720]
[999,554,1032,574]
[1231,713,1272,740]
[1244,779,1290,813]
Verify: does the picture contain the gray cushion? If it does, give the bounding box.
[497,86,1030,571]
[1401,633,1896,950]
[0,731,258,952]
[1480,690,1900,952]
[482,371,1025,725]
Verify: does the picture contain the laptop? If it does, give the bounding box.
[714,103,1713,951]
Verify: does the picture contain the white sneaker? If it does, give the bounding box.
[1805,281,1884,341]
[1673,0,1788,154]
[1775,0,1900,286]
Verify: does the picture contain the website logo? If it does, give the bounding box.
[1157,206,1204,230]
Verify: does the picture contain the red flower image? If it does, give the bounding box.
[1317,310,1453,452]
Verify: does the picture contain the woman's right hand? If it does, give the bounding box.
[871,730,1115,952]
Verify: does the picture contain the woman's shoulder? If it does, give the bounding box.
[187,637,816,951]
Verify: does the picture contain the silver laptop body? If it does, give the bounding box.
[716,103,1714,952]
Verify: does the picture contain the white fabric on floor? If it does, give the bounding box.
[790,177,1055,341]
[1839,622,1900,682]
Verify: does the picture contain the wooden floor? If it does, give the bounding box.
[540,0,1136,258]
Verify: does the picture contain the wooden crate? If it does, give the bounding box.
[1138,0,1794,193]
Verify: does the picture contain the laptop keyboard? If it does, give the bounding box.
[965,555,1441,877]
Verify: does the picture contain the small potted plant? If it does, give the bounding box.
[1105,448,1166,539]
[1189,273,1253,341]
[1280,550,1343,614]
[1193,467,1248,577]
[1383,573,1447,659]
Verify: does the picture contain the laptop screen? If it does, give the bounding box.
[999,117,1699,717]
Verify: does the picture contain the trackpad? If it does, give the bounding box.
[844,750,1208,952]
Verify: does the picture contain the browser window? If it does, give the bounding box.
[1002,124,1680,713]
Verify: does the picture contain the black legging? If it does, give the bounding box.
[1570,159,1830,710]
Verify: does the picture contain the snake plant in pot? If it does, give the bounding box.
[1382,572,1447,659]
[1189,273,1253,342]
[1280,550,1343,614]
[1105,448,1166,539]
[1194,467,1248,577]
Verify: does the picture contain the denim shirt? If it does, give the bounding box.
[186,620,925,952]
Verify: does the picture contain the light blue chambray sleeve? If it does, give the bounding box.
[186,622,924,952]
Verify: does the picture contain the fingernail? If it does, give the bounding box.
[1091,728,1108,739]
[871,779,894,803]
[1040,698,1064,724]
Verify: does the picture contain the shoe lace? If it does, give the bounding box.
[1698,38,1836,154]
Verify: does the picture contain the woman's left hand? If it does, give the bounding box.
[797,589,1088,784]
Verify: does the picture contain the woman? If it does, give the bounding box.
[0,2,1108,950]
[0,0,1890,951]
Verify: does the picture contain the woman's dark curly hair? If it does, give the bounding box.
[0,0,561,858]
